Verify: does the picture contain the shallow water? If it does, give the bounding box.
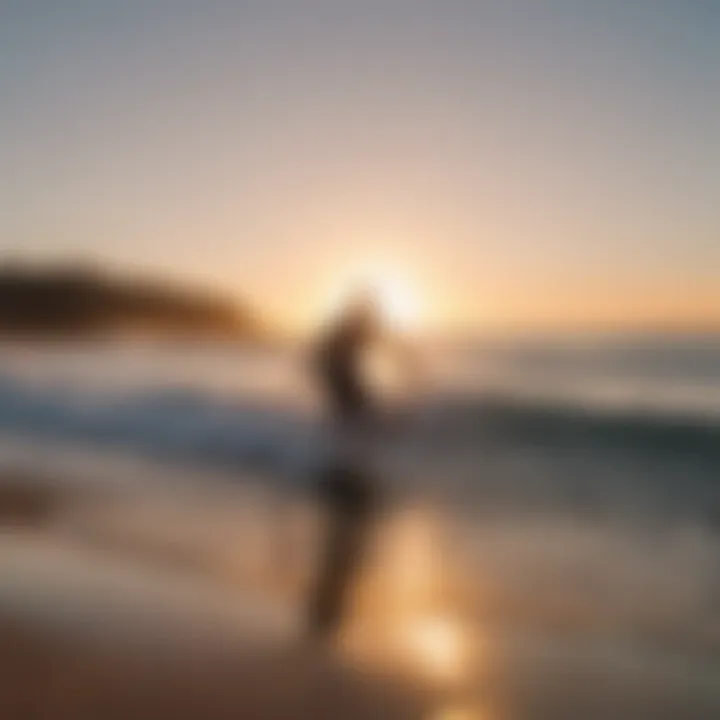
[0,336,718,717]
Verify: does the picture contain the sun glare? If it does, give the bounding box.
[373,273,419,329]
[316,265,422,331]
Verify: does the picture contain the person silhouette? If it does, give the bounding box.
[308,288,407,639]
[313,288,382,430]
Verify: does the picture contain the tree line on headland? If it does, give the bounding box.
[0,263,260,340]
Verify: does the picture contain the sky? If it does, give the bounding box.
[0,0,718,333]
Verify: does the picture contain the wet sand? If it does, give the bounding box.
[0,615,428,720]
[2,473,720,720]
[0,474,431,720]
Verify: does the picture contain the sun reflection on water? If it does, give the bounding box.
[402,615,466,682]
[432,705,484,720]
[343,506,486,708]
[375,509,480,686]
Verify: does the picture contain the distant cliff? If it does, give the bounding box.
[0,264,259,340]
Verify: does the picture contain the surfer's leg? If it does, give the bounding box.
[308,465,378,640]
[308,516,361,638]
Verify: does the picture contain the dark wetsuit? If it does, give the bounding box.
[315,314,375,423]
[308,308,380,638]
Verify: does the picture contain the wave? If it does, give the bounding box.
[0,375,717,485]
[416,390,720,459]
[0,379,311,476]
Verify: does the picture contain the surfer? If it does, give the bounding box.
[314,289,381,428]
[308,288,413,639]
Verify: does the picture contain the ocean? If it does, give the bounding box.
[0,334,718,716]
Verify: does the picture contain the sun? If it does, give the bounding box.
[372,272,419,329]
[317,265,422,332]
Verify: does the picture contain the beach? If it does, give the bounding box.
[0,339,718,718]
[2,457,720,720]
[0,474,433,720]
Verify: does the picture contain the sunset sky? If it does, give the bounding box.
[1,1,718,333]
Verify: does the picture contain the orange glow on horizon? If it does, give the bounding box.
[275,277,720,337]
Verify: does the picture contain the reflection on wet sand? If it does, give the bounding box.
[3,468,720,719]
[377,508,478,685]
[432,705,484,720]
[403,615,467,682]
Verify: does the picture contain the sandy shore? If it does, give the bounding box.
[0,614,428,720]
[3,471,720,720]
[0,473,434,720]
